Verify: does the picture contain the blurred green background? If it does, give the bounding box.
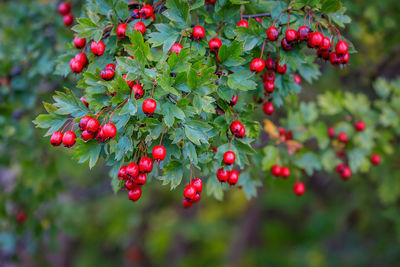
[1,0,400,266]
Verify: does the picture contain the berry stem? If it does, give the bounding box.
[230,135,233,150]
[260,38,266,58]
[272,12,283,26]
[242,13,271,18]
[110,98,129,121]
[240,7,243,20]
[178,31,185,44]
[190,164,194,183]
[286,9,291,30]
[159,127,167,146]
[96,106,113,119]
[151,81,156,98]
[61,120,73,133]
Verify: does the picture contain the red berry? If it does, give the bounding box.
[58,2,71,15]
[191,192,201,203]
[50,131,63,146]
[116,24,127,39]
[267,26,279,41]
[100,68,115,80]
[118,166,128,180]
[136,173,147,185]
[126,162,139,178]
[278,127,286,136]
[276,61,287,75]
[102,123,117,139]
[152,145,166,161]
[336,164,345,173]
[192,25,205,40]
[16,211,26,224]
[170,43,183,55]
[62,131,76,148]
[205,0,217,4]
[335,41,348,55]
[81,130,95,141]
[271,165,281,176]
[309,32,323,48]
[209,37,222,53]
[370,154,381,165]
[281,38,293,51]
[191,178,203,193]
[183,198,192,208]
[217,168,229,183]
[237,20,249,28]
[341,166,352,180]
[230,95,238,106]
[341,52,350,64]
[298,26,312,41]
[265,58,276,71]
[317,49,330,60]
[131,9,141,19]
[354,121,366,131]
[280,166,290,178]
[230,121,245,138]
[70,58,84,73]
[132,84,144,99]
[128,186,142,201]
[294,182,305,196]
[75,53,88,65]
[294,74,301,85]
[320,36,331,51]
[139,157,153,173]
[91,41,105,56]
[123,75,134,88]
[337,132,348,143]
[228,170,239,185]
[285,131,293,140]
[250,58,265,73]
[262,71,275,82]
[125,180,136,190]
[329,52,341,66]
[80,97,88,107]
[105,63,115,70]
[133,22,146,35]
[328,127,335,139]
[73,36,86,49]
[96,126,106,143]
[184,184,196,199]
[86,118,100,133]
[264,80,275,93]
[142,99,157,115]
[63,14,74,26]
[223,151,236,165]
[140,5,154,19]
[263,102,274,115]
[285,29,298,42]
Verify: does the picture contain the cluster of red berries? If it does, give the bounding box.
[270,164,305,196]
[50,130,76,148]
[183,178,203,208]
[79,115,117,143]
[328,120,381,180]
[116,5,154,39]
[100,63,116,81]
[278,127,293,141]
[58,2,73,26]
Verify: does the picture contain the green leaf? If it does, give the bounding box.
[206,176,224,201]
[148,23,180,54]
[262,145,279,171]
[321,0,342,13]
[161,102,185,127]
[126,31,151,68]
[164,0,190,28]
[294,152,322,176]
[300,102,318,123]
[33,114,68,136]
[159,160,184,189]
[111,136,133,161]
[184,120,213,145]
[193,95,215,114]
[227,71,257,91]
[115,0,129,20]
[74,139,102,169]
[237,172,262,200]
[182,142,198,164]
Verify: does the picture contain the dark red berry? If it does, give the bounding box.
[136,173,147,185]
[217,168,229,183]
[223,151,236,165]
[267,26,279,41]
[276,61,287,75]
[329,52,341,66]
[294,182,305,196]
[91,41,105,56]
[100,68,115,80]
[128,186,142,201]
[142,99,157,115]
[250,58,265,73]
[131,9,141,19]
[298,26,312,41]
[58,2,71,15]
[139,157,153,173]
[86,118,100,133]
[336,164,345,173]
[116,24,127,39]
[280,166,290,178]
[341,166,352,180]
[73,36,86,49]
[133,22,146,35]
[63,14,74,26]
[228,170,239,185]
[81,130,95,141]
[317,49,330,60]
[62,131,76,148]
[16,211,26,224]
[265,58,276,71]
[209,37,222,53]
[152,145,166,161]
[262,71,275,82]
[126,162,139,178]
[341,52,350,64]
[184,184,196,199]
[191,192,201,203]
[118,166,128,180]
[354,121,366,131]
[230,121,245,138]
[264,80,275,93]
[50,131,63,146]
[271,165,281,176]
[170,43,183,55]
[192,25,205,40]
[140,5,154,19]
[335,41,348,55]
[285,29,298,43]
[237,20,249,28]
[370,154,381,165]
[132,84,144,99]
[183,198,192,208]
[337,132,348,143]
[328,127,335,139]
[125,180,136,190]
[263,102,274,115]
[102,123,117,139]
[191,178,203,193]
[281,38,293,51]
[229,95,238,106]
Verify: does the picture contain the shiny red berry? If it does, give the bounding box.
[100,68,115,80]
[62,131,76,148]
[276,61,287,75]
[209,37,222,53]
[123,75,134,88]
[191,178,203,193]
[136,173,147,185]
[370,154,381,165]
[102,123,117,139]
[230,121,245,138]
[58,2,71,15]
[217,168,229,183]
[263,102,274,115]
[105,63,115,70]
[73,36,86,49]
[133,22,146,35]
[63,14,73,26]
[337,132,348,143]
[298,26,312,41]
[237,20,249,28]
[132,84,144,99]
[140,5,154,19]
[139,157,153,173]
[281,38,293,51]
[191,192,201,203]
[128,186,142,201]
[91,41,105,56]
[116,24,127,39]
[267,26,279,41]
[192,25,205,40]
[183,198,192,208]
[118,166,128,180]
[294,182,305,196]
[320,36,331,51]
[228,170,239,185]
[86,118,100,133]
[75,52,87,65]
[329,52,341,66]
[354,121,366,131]
[250,58,265,73]
[229,95,238,106]
[265,58,276,71]
[285,29,298,43]
[294,74,301,85]
[223,151,236,165]
[126,162,139,178]
[170,43,183,55]
[50,131,63,146]
[142,99,157,115]
[184,184,196,199]
[81,130,95,141]
[309,32,323,48]
[125,180,136,190]
[335,41,348,55]
[341,52,350,64]
[280,166,290,178]
[271,165,281,176]
[152,145,166,161]
[264,80,275,93]
[70,58,84,73]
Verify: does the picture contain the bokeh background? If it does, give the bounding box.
[1,0,400,266]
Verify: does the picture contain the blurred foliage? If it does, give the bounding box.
[0,0,400,266]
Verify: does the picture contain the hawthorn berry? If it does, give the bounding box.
[75,53,88,66]
[184,184,197,199]
[132,84,144,99]
[341,166,352,180]
[118,166,128,180]
[230,121,245,138]
[81,130,95,141]
[16,211,26,224]
[123,75,134,88]
[265,58,276,71]
[126,162,139,178]
[170,43,183,55]
[209,37,222,53]
[86,118,100,133]
[229,95,238,106]
[100,68,115,80]
[50,131,63,146]
[370,154,381,165]
[271,165,281,177]
[136,173,147,185]
[264,80,275,93]
[102,123,117,139]
[342,52,350,64]
[328,127,335,139]
[80,97,88,107]
[139,157,153,173]
[142,99,157,115]
[73,36,86,49]
[354,121,366,131]
[70,58,84,73]
[125,180,136,190]
[133,22,146,35]
[337,132,348,143]
[217,168,229,183]
[317,49,330,61]
[293,182,305,196]
[183,198,192,209]
[191,192,201,203]
[298,26,312,41]
[128,186,142,201]
[228,170,239,185]
[237,20,249,28]
[285,131,293,140]
[63,14,74,26]
[250,58,265,73]
[336,164,345,174]
[140,5,154,19]
[131,9,141,19]
[116,23,127,39]
[58,2,71,15]
[62,131,76,148]
[91,41,105,56]
[263,71,275,82]
[320,37,331,51]
[276,61,287,75]
[285,29,298,43]
[329,52,341,66]
[281,38,293,51]
[263,102,274,115]
[267,26,279,41]
[105,63,116,70]
[280,166,290,178]
[335,40,348,55]
[191,178,203,193]
[152,145,166,162]
[294,74,301,85]
[279,127,286,136]
[192,25,205,40]
[223,151,236,165]
[309,32,323,48]
[96,126,106,142]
